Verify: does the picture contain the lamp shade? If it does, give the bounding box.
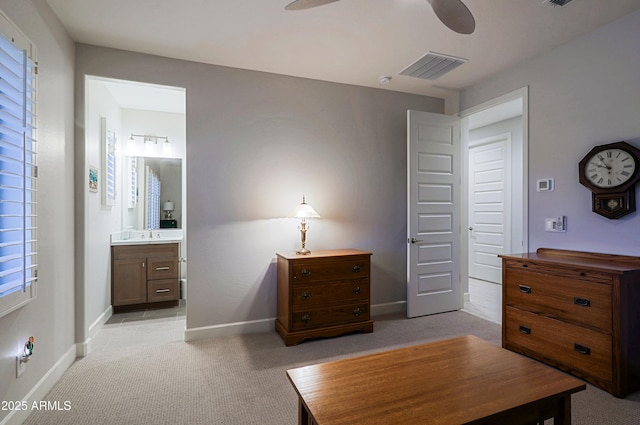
[163,201,174,211]
[292,196,320,218]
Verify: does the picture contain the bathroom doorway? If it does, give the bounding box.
[83,76,187,348]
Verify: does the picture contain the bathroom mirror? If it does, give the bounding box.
[122,156,182,230]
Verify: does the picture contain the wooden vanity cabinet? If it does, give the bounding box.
[111,243,180,312]
[500,248,640,398]
[276,249,373,346]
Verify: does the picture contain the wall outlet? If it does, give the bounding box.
[545,216,566,232]
[16,356,26,378]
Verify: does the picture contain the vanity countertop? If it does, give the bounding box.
[110,229,183,246]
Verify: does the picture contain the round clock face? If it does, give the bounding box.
[584,148,637,189]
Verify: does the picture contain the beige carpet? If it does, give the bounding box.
[24,311,640,424]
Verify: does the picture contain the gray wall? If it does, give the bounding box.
[0,1,75,422]
[74,44,443,335]
[461,9,640,256]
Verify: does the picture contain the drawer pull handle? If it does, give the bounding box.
[574,344,591,355]
[522,264,529,268]
[301,292,311,300]
[353,265,362,273]
[155,289,171,293]
[155,266,170,271]
[353,286,361,295]
[519,325,531,334]
[518,285,532,294]
[353,308,362,317]
[300,269,311,277]
[574,297,591,307]
[301,314,311,323]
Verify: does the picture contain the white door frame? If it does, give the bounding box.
[459,87,529,291]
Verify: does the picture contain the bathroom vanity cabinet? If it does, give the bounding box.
[111,243,180,312]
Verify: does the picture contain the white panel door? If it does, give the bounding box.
[407,111,461,318]
[468,135,511,283]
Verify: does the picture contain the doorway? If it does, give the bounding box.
[460,87,529,323]
[83,76,187,351]
[406,88,527,319]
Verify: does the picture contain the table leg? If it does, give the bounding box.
[298,397,317,425]
[554,395,572,425]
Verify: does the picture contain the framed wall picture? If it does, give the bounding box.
[89,165,98,193]
[101,116,116,206]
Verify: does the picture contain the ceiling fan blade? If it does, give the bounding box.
[426,0,476,34]
[285,0,342,11]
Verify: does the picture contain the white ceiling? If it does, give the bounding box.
[94,77,186,114]
[47,0,640,103]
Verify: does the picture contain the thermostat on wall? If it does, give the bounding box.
[537,178,554,192]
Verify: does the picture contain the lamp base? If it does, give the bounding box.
[296,248,311,255]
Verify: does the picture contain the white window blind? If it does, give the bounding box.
[145,166,160,230]
[0,12,38,318]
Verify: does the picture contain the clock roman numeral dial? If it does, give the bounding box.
[584,148,637,188]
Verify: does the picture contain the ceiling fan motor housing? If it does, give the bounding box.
[548,0,573,7]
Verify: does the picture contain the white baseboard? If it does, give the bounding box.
[0,345,76,425]
[184,301,408,342]
[371,300,406,317]
[184,317,274,341]
[76,305,113,357]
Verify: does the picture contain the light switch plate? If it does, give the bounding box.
[545,216,566,232]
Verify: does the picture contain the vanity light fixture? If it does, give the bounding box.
[128,133,170,145]
[292,195,320,255]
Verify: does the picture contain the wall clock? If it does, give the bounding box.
[579,141,640,219]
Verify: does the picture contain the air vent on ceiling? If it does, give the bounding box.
[399,52,467,81]
[546,0,573,6]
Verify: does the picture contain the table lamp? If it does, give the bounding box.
[163,201,174,219]
[292,196,320,255]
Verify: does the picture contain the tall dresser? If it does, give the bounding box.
[499,248,640,398]
[276,249,373,346]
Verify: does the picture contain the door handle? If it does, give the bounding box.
[468,227,473,231]
[410,237,424,244]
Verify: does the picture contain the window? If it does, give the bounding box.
[0,12,38,318]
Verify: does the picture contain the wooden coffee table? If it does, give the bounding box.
[287,335,586,425]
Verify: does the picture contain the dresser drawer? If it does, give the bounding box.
[292,280,369,310]
[505,307,612,383]
[147,258,179,280]
[504,260,613,283]
[504,268,612,331]
[147,279,179,303]
[291,256,370,283]
[291,303,369,331]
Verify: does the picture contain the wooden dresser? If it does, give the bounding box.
[276,249,373,346]
[499,248,640,398]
